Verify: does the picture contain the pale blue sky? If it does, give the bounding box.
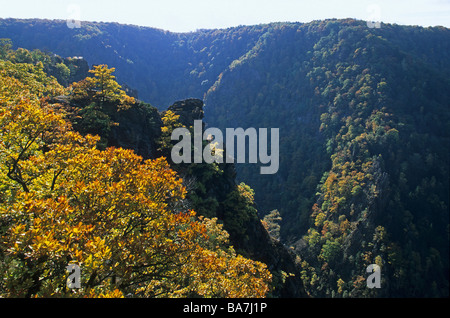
[0,0,449,32]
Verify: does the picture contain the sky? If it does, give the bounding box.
[0,0,449,32]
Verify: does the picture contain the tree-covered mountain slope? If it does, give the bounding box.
[1,18,448,297]
[204,20,450,297]
[0,18,271,107]
[0,45,306,298]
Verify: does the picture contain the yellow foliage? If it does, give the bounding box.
[69,64,135,110]
[0,60,271,298]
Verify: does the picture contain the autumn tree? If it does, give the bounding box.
[71,64,135,110]
[262,210,282,241]
[0,57,271,298]
[157,110,183,159]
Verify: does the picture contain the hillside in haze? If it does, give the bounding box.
[1,18,449,297]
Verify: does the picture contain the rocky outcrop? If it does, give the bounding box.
[107,101,162,160]
[166,98,308,298]
[167,98,204,127]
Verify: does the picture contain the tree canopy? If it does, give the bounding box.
[0,49,271,298]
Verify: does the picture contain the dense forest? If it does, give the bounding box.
[0,18,449,298]
[0,39,305,298]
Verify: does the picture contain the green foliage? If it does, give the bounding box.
[201,19,450,297]
[0,38,12,59]
[262,209,282,241]
[319,239,341,264]
[0,39,89,86]
[1,18,449,298]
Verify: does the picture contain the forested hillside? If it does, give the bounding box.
[1,18,449,297]
[204,20,450,297]
[0,45,307,297]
